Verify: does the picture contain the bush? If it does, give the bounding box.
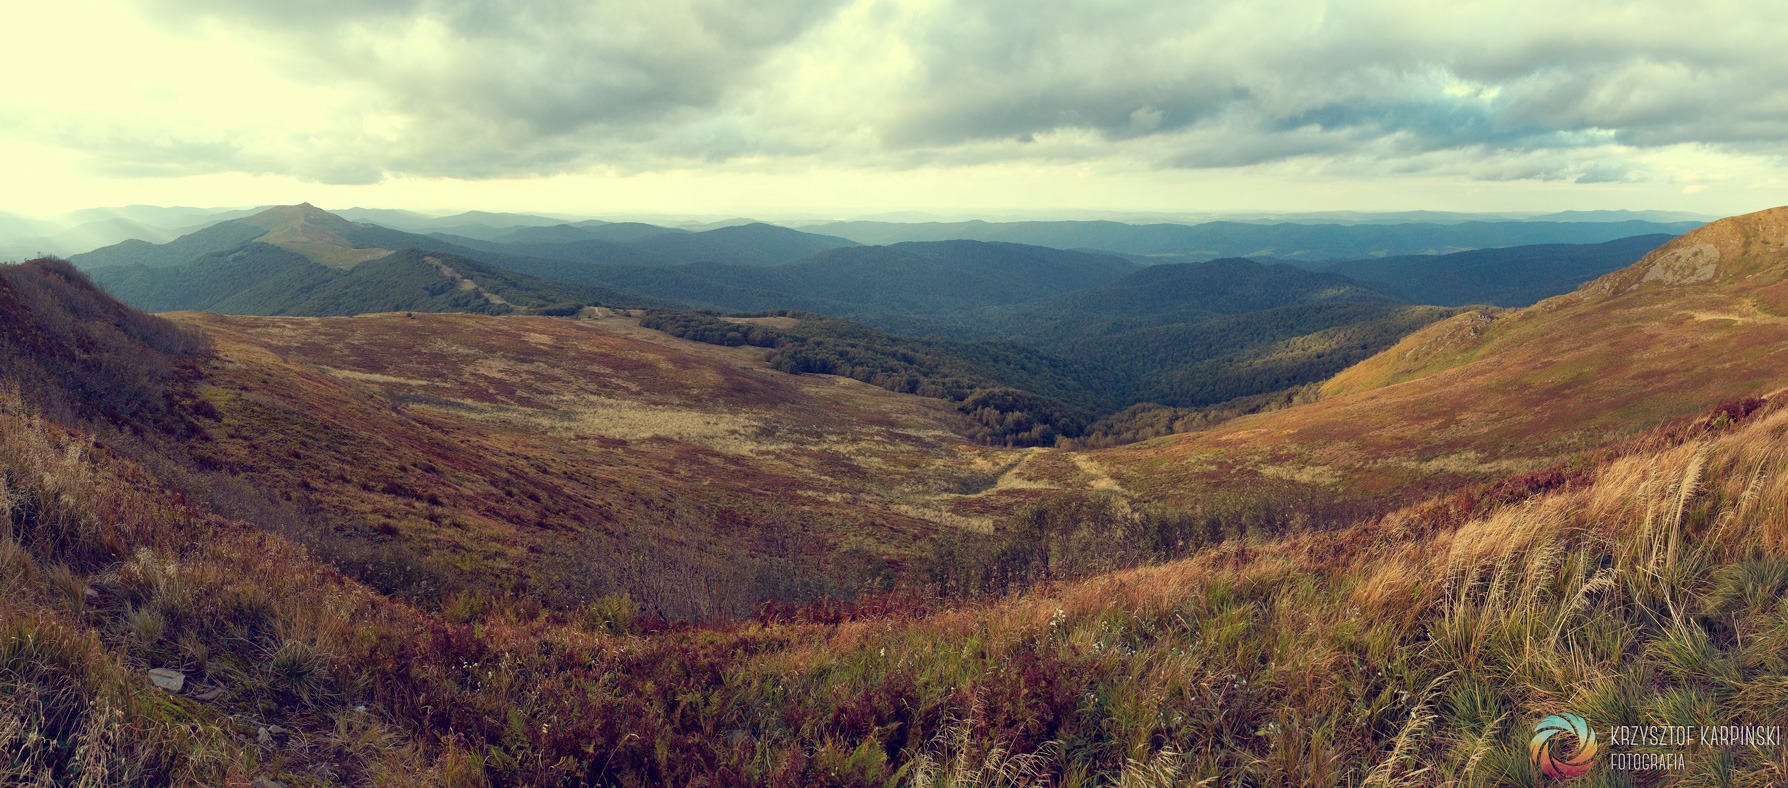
[581,593,636,634]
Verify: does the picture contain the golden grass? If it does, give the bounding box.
[10,385,1787,783]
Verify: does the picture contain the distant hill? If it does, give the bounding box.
[1,209,255,260]
[392,222,850,269]
[565,222,688,243]
[69,203,395,270]
[578,240,1141,315]
[804,218,1701,260]
[74,204,662,315]
[913,257,1401,344]
[1304,234,1673,306]
[1528,209,1712,223]
[90,245,640,316]
[64,204,1681,428]
[494,222,686,244]
[429,232,673,269]
[627,223,859,266]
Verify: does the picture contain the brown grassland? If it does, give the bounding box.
[162,309,1072,620]
[5,306,1788,785]
[3,208,1788,785]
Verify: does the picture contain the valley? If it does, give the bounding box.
[5,205,1786,786]
[167,308,1103,619]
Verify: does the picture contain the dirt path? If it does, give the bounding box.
[991,448,1052,491]
[1071,453,1125,494]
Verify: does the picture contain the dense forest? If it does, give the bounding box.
[639,310,1105,446]
[637,304,1454,447]
[627,254,1464,447]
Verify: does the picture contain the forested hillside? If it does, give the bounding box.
[55,204,1685,453]
[1306,233,1674,306]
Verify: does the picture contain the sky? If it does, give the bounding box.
[1,0,1785,220]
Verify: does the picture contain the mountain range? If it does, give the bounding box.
[1296,233,1679,306]
[801,217,1703,259]
[61,203,1681,430]
[74,206,654,316]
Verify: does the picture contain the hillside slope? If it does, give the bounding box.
[165,309,1049,619]
[1092,206,1788,516]
[1310,234,1673,306]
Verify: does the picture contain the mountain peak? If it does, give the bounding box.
[234,204,388,269]
[1582,205,1788,298]
[242,203,356,232]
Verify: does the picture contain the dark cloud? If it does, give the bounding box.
[876,0,1788,171]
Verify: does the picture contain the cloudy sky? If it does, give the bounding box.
[2,0,1784,218]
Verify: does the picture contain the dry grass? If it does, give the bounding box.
[161,311,1057,618]
[1101,209,1788,521]
[6,385,1788,783]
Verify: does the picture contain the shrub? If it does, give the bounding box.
[581,593,636,634]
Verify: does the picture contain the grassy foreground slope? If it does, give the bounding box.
[4,279,1786,785]
[164,310,1039,619]
[1090,207,1788,518]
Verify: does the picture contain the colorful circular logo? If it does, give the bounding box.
[1531,713,1599,779]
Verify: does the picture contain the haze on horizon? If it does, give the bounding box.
[2,0,1784,220]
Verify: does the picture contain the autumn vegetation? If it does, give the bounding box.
[6,244,1788,785]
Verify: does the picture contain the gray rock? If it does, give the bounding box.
[147,668,185,693]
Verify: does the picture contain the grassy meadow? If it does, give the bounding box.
[5,368,1787,784]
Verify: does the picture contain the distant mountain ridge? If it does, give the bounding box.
[53,202,1689,425]
[73,205,663,315]
[1300,234,1674,306]
[561,241,1143,316]
[629,223,859,266]
[89,244,644,316]
[873,256,1400,341]
[804,218,1702,259]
